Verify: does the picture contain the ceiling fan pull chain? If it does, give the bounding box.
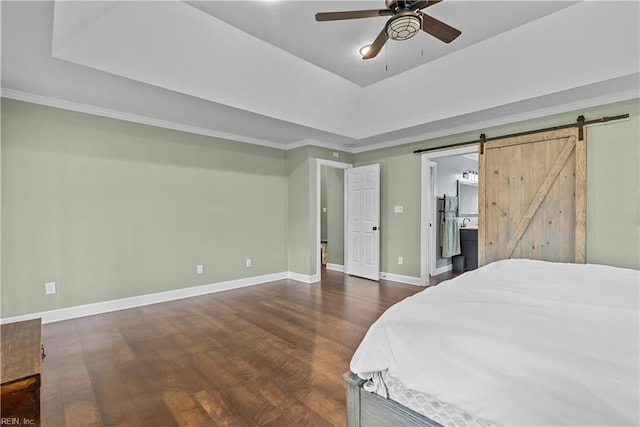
[385,43,389,71]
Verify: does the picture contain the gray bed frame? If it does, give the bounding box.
[344,372,444,427]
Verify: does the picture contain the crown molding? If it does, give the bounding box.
[284,138,355,152]
[1,88,288,150]
[351,89,640,153]
[3,87,637,156]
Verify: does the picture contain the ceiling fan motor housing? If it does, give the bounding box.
[386,0,414,12]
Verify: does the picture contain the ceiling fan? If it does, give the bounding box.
[315,0,461,60]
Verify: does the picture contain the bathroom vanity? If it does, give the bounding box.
[458,178,479,270]
[460,227,478,270]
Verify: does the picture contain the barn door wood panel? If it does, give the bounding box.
[478,128,586,266]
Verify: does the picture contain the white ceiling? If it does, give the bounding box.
[2,1,639,152]
[188,1,578,87]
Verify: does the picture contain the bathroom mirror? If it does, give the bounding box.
[457,179,478,216]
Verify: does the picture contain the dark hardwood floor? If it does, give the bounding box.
[40,269,455,426]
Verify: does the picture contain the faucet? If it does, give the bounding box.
[462,218,471,228]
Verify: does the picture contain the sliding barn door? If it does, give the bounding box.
[478,128,586,266]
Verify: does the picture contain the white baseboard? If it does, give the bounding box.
[326,263,344,272]
[286,271,319,284]
[0,271,304,325]
[432,264,453,276]
[380,272,426,286]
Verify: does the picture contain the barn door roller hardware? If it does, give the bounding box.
[577,115,585,141]
[413,113,629,155]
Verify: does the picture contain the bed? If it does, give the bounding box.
[346,259,640,426]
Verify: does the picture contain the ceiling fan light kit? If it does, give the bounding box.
[359,45,372,56]
[315,0,461,60]
[386,11,421,41]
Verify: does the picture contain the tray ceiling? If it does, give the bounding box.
[2,1,638,151]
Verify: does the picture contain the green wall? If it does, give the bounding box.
[324,166,345,266]
[353,150,422,277]
[1,99,288,318]
[585,110,640,268]
[285,146,312,277]
[354,98,640,274]
[320,166,328,242]
[2,97,638,318]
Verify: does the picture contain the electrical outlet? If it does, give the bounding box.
[394,205,404,214]
[332,152,339,158]
[196,264,204,275]
[45,282,56,295]
[398,256,404,265]
[246,258,252,268]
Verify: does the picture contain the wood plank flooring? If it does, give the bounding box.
[40,269,452,426]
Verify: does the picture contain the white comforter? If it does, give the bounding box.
[351,259,640,426]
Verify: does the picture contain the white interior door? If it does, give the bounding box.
[346,164,380,281]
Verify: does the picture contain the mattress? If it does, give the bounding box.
[365,371,496,427]
[351,259,640,426]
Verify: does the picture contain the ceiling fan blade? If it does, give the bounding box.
[419,12,461,43]
[410,0,442,11]
[362,28,389,60]
[315,9,393,22]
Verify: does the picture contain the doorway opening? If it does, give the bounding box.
[315,159,352,282]
[420,145,479,284]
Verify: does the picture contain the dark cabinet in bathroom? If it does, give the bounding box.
[460,228,478,270]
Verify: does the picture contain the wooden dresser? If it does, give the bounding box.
[1,318,42,426]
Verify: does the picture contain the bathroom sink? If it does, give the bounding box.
[460,225,478,230]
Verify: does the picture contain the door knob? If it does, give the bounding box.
[373,226,379,231]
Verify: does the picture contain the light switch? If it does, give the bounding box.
[394,205,404,214]
[45,282,56,295]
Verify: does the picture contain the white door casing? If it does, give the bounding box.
[420,145,478,283]
[315,159,352,283]
[346,164,380,281]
